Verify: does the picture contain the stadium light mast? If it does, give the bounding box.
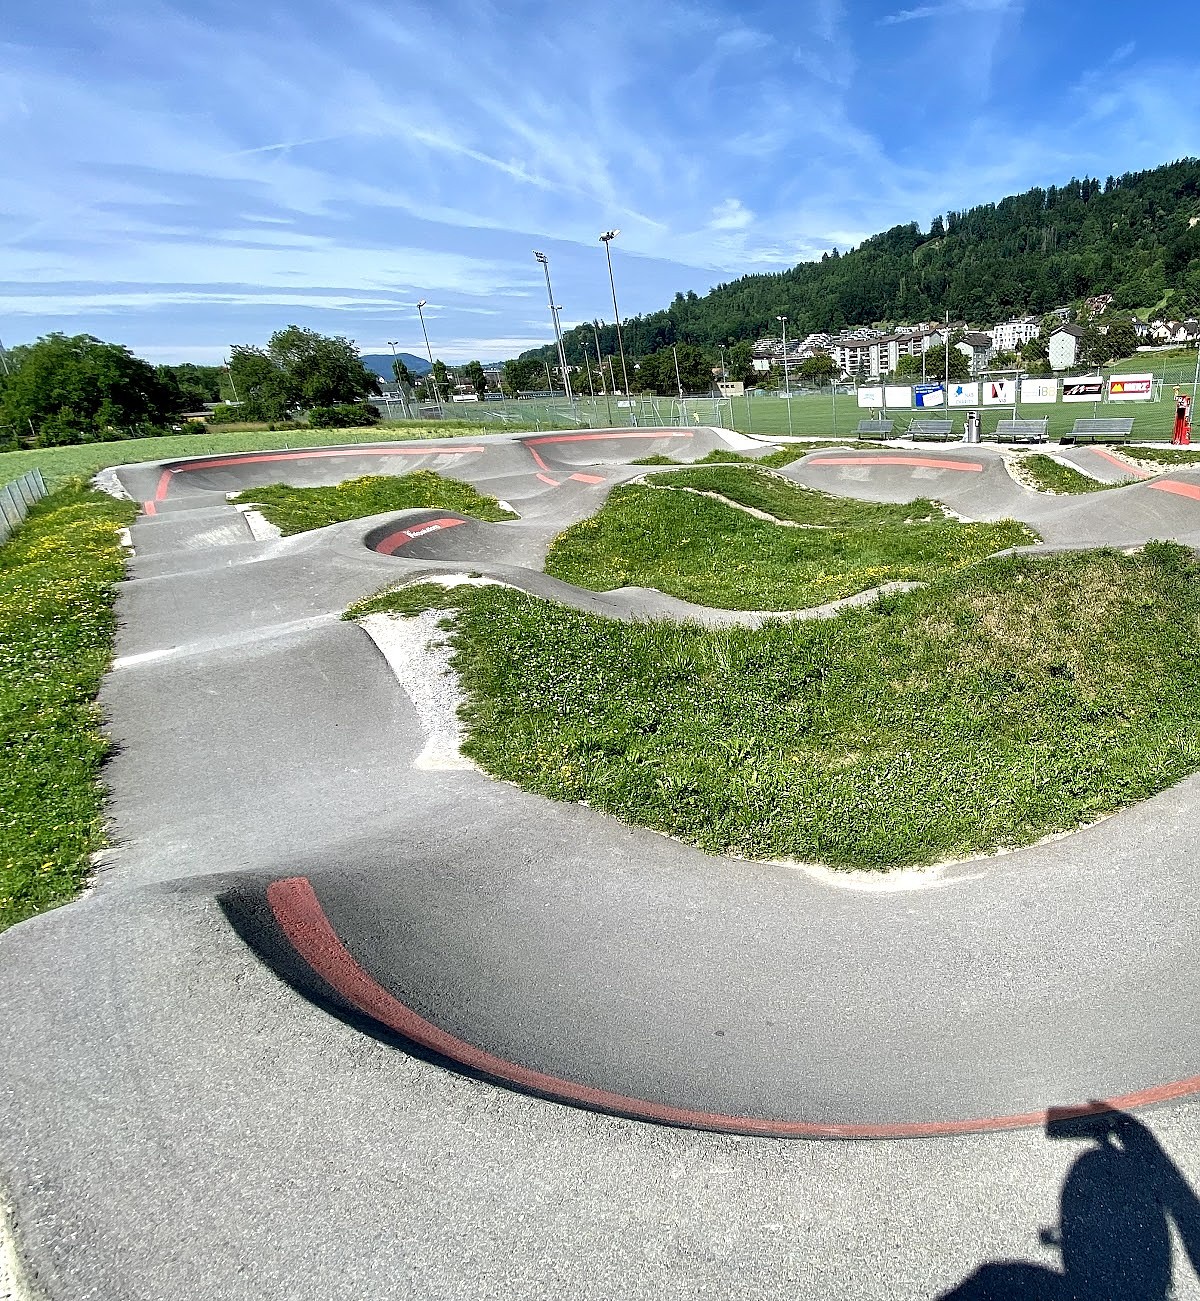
[386,339,411,418]
[592,321,613,426]
[415,300,443,415]
[599,230,630,396]
[534,251,573,402]
[777,314,793,436]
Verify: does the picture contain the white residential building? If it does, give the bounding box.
[1048,324,1086,371]
[990,317,1041,353]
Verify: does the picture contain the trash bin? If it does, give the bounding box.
[965,410,981,443]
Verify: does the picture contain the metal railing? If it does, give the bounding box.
[0,469,47,544]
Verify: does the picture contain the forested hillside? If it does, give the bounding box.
[521,157,1200,371]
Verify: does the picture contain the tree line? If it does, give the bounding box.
[515,157,1200,387]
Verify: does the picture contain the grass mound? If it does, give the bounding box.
[0,482,136,929]
[545,477,1034,610]
[1128,447,1200,467]
[1021,455,1116,495]
[232,472,517,535]
[353,542,1200,869]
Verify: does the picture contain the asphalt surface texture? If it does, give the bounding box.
[3,428,1200,1299]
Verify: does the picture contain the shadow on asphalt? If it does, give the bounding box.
[940,1108,1200,1299]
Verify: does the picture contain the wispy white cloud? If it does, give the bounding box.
[880,0,1018,22]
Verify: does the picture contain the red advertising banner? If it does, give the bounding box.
[1107,374,1154,401]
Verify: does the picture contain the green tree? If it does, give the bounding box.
[798,353,839,386]
[392,357,416,389]
[0,333,175,446]
[264,326,380,407]
[463,360,488,399]
[228,345,297,420]
[429,359,452,402]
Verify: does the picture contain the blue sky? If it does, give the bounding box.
[3,0,1198,364]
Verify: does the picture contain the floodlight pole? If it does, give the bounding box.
[672,345,685,425]
[533,252,573,405]
[593,322,613,426]
[777,314,793,436]
[416,300,443,415]
[599,230,630,396]
[386,339,412,418]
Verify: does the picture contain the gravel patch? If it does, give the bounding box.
[359,609,475,771]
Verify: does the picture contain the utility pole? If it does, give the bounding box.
[593,323,613,427]
[386,340,412,418]
[777,315,793,436]
[416,300,443,415]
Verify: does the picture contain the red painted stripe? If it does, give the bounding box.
[143,500,157,516]
[535,473,561,487]
[265,875,1200,1140]
[1151,479,1200,502]
[1090,448,1151,479]
[810,456,984,473]
[569,473,605,485]
[154,447,487,499]
[374,517,469,556]
[525,431,694,446]
[526,443,550,471]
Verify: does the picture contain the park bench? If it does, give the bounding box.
[1059,417,1135,446]
[855,418,894,438]
[907,418,956,442]
[993,417,1049,445]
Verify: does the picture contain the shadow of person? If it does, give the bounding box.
[939,1106,1200,1299]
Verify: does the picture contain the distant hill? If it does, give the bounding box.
[359,352,431,380]
[519,157,1200,367]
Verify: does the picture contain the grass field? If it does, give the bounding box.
[0,483,136,930]
[232,472,517,535]
[350,542,1200,870]
[544,475,1034,610]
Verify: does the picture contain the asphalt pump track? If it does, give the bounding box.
[3,428,1200,1300]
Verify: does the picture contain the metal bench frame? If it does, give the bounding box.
[907,419,956,442]
[994,418,1049,445]
[1059,417,1135,446]
[855,419,894,438]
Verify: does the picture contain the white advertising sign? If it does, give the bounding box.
[947,382,979,407]
[1107,373,1154,401]
[982,378,1015,406]
[1019,378,1058,404]
[1062,378,1105,402]
[857,386,884,408]
[884,385,912,409]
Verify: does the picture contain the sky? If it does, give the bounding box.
[2,0,1198,365]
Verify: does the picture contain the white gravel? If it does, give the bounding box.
[359,608,476,770]
[92,467,132,500]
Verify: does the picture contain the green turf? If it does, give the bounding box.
[350,542,1200,870]
[232,472,518,535]
[1020,455,1116,495]
[544,480,1035,610]
[0,482,136,930]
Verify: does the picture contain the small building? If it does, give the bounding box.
[1049,324,1086,371]
[957,331,996,375]
[990,316,1041,352]
[717,381,745,397]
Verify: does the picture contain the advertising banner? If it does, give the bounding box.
[884,385,912,409]
[947,382,979,407]
[1020,378,1058,404]
[1062,378,1105,402]
[857,386,884,408]
[982,378,1015,406]
[914,383,945,408]
[1107,374,1154,401]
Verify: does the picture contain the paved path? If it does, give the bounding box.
[2,431,1200,1298]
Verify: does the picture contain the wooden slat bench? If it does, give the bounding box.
[855,419,894,438]
[1059,417,1135,446]
[907,418,956,442]
[994,417,1049,444]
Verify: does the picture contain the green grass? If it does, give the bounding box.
[0,422,512,491]
[231,472,518,535]
[1126,446,1200,467]
[350,542,1200,869]
[0,482,136,930]
[543,479,1034,610]
[1020,455,1116,495]
[644,464,945,525]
